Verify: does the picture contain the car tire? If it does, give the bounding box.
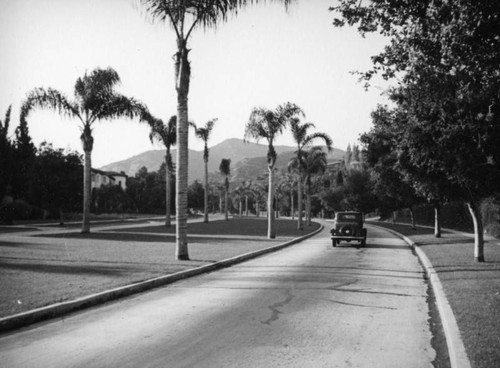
[332,239,337,247]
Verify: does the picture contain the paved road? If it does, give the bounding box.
[0,223,435,367]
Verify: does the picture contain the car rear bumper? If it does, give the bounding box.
[330,235,365,241]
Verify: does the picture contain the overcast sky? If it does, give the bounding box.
[0,0,390,167]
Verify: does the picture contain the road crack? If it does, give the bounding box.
[261,289,295,325]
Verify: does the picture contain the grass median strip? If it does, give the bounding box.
[0,217,319,320]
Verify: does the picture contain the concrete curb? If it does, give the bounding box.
[370,224,471,368]
[0,224,323,334]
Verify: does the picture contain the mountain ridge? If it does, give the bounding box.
[101,138,345,182]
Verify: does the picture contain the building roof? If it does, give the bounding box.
[91,168,127,178]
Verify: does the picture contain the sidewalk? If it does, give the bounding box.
[370,221,500,368]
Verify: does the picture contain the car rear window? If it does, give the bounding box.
[337,213,361,221]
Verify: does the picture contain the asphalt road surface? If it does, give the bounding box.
[0,222,435,368]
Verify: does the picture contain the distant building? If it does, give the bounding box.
[326,160,343,172]
[91,169,127,190]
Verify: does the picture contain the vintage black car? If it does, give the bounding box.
[330,211,367,247]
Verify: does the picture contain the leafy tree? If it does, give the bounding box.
[92,183,127,216]
[126,166,167,214]
[148,115,177,226]
[12,112,36,201]
[191,118,217,223]
[219,158,231,221]
[0,106,14,214]
[331,1,500,262]
[21,67,148,233]
[244,102,303,238]
[30,142,83,225]
[341,170,378,214]
[140,0,294,260]
[289,117,332,229]
[361,106,423,229]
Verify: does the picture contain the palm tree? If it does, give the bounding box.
[219,158,231,221]
[191,118,217,223]
[301,147,328,225]
[140,0,293,259]
[20,67,148,233]
[148,115,176,227]
[278,172,295,218]
[289,118,332,230]
[232,184,244,217]
[244,102,304,238]
[242,181,253,216]
[252,182,266,217]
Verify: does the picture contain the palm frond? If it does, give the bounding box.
[94,94,149,124]
[21,87,81,124]
[304,132,333,151]
[148,114,177,149]
[219,157,231,176]
[141,0,294,39]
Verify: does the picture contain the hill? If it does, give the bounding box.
[101,138,345,182]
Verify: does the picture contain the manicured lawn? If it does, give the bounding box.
[0,217,319,318]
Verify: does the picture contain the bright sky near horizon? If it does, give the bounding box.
[0,0,391,168]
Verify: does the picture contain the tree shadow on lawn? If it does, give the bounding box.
[36,232,172,243]
[0,240,57,248]
[35,232,275,244]
[115,217,320,237]
[0,260,141,276]
[0,226,39,233]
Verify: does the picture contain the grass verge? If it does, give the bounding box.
[0,217,319,319]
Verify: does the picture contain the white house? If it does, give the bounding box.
[91,169,127,190]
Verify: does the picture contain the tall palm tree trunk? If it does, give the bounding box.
[81,128,93,234]
[291,193,295,220]
[268,166,275,239]
[203,158,209,223]
[165,158,171,227]
[219,190,223,214]
[82,151,91,233]
[306,192,312,226]
[297,178,303,230]
[174,41,190,260]
[224,187,229,220]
